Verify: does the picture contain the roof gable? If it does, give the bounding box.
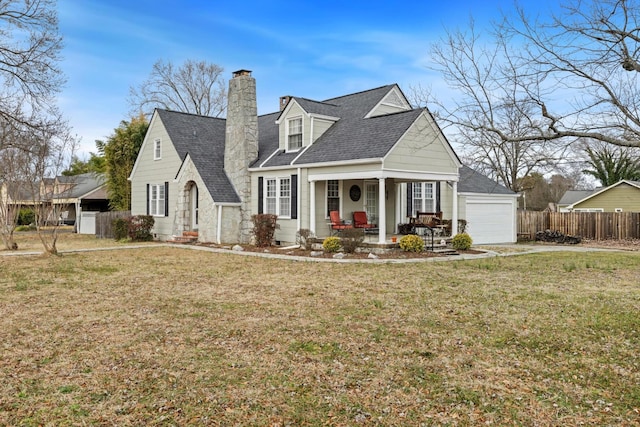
[566,180,640,208]
[156,109,240,203]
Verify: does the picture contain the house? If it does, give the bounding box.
[51,174,110,233]
[129,70,518,245]
[558,180,640,212]
[0,173,109,233]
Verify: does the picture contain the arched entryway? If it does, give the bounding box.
[187,181,199,231]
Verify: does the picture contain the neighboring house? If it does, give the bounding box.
[51,174,110,233]
[558,180,640,212]
[0,173,109,233]
[129,70,518,245]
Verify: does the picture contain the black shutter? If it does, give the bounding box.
[146,184,150,215]
[258,177,263,214]
[406,183,413,217]
[436,182,441,212]
[164,182,169,217]
[290,174,298,219]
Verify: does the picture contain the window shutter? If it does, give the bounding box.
[435,182,441,212]
[290,174,298,219]
[406,183,413,217]
[146,184,150,215]
[258,177,263,214]
[164,182,169,217]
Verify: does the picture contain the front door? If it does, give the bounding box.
[190,184,199,230]
[364,181,378,225]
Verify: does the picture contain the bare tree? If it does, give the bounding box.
[418,0,640,189]
[129,59,227,118]
[0,0,64,145]
[21,124,77,255]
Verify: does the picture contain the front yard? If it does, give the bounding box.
[0,237,639,425]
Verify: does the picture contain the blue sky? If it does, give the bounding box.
[58,0,552,156]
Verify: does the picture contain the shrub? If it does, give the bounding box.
[340,228,364,253]
[296,228,315,251]
[451,232,473,250]
[112,218,129,241]
[322,236,342,253]
[15,225,36,232]
[18,208,35,226]
[129,215,154,241]
[399,234,424,252]
[252,214,279,247]
[112,215,155,241]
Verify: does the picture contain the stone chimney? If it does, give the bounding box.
[224,69,259,243]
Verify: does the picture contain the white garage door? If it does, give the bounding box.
[465,199,515,244]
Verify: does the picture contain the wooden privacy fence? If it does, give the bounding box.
[518,211,640,240]
[95,210,130,239]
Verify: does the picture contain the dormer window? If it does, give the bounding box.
[288,117,302,151]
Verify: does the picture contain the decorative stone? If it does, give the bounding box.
[367,253,379,259]
[333,253,346,259]
[232,244,244,251]
[310,251,324,257]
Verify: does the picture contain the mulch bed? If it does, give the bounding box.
[198,243,483,259]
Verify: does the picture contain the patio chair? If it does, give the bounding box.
[329,210,353,235]
[352,211,375,230]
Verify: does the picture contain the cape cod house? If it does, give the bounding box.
[129,70,517,245]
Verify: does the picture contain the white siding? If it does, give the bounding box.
[130,114,183,240]
[384,114,458,174]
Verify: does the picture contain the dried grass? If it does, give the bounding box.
[0,238,639,425]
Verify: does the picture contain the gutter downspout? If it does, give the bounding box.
[216,204,222,244]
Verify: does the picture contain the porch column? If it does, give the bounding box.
[395,182,402,233]
[378,178,386,243]
[309,180,316,235]
[451,181,458,235]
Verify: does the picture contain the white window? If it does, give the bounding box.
[327,180,340,217]
[150,184,165,216]
[265,177,291,217]
[154,139,162,160]
[412,182,435,215]
[288,117,302,151]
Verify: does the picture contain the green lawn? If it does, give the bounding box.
[0,242,639,425]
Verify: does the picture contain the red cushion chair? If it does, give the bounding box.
[330,210,353,234]
[353,211,375,229]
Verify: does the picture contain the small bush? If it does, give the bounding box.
[112,215,155,241]
[451,232,473,250]
[15,225,36,232]
[399,234,424,252]
[18,208,35,226]
[112,218,129,241]
[129,215,154,241]
[252,214,279,247]
[340,228,364,253]
[296,228,315,251]
[322,236,342,253]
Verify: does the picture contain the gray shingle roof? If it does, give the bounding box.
[458,166,515,195]
[558,189,596,205]
[156,109,240,203]
[257,84,424,167]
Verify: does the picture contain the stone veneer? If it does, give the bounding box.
[224,70,258,244]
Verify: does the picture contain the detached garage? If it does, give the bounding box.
[458,166,518,244]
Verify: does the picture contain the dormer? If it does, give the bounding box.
[365,85,412,118]
[276,97,340,153]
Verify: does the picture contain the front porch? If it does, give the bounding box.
[308,174,461,245]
